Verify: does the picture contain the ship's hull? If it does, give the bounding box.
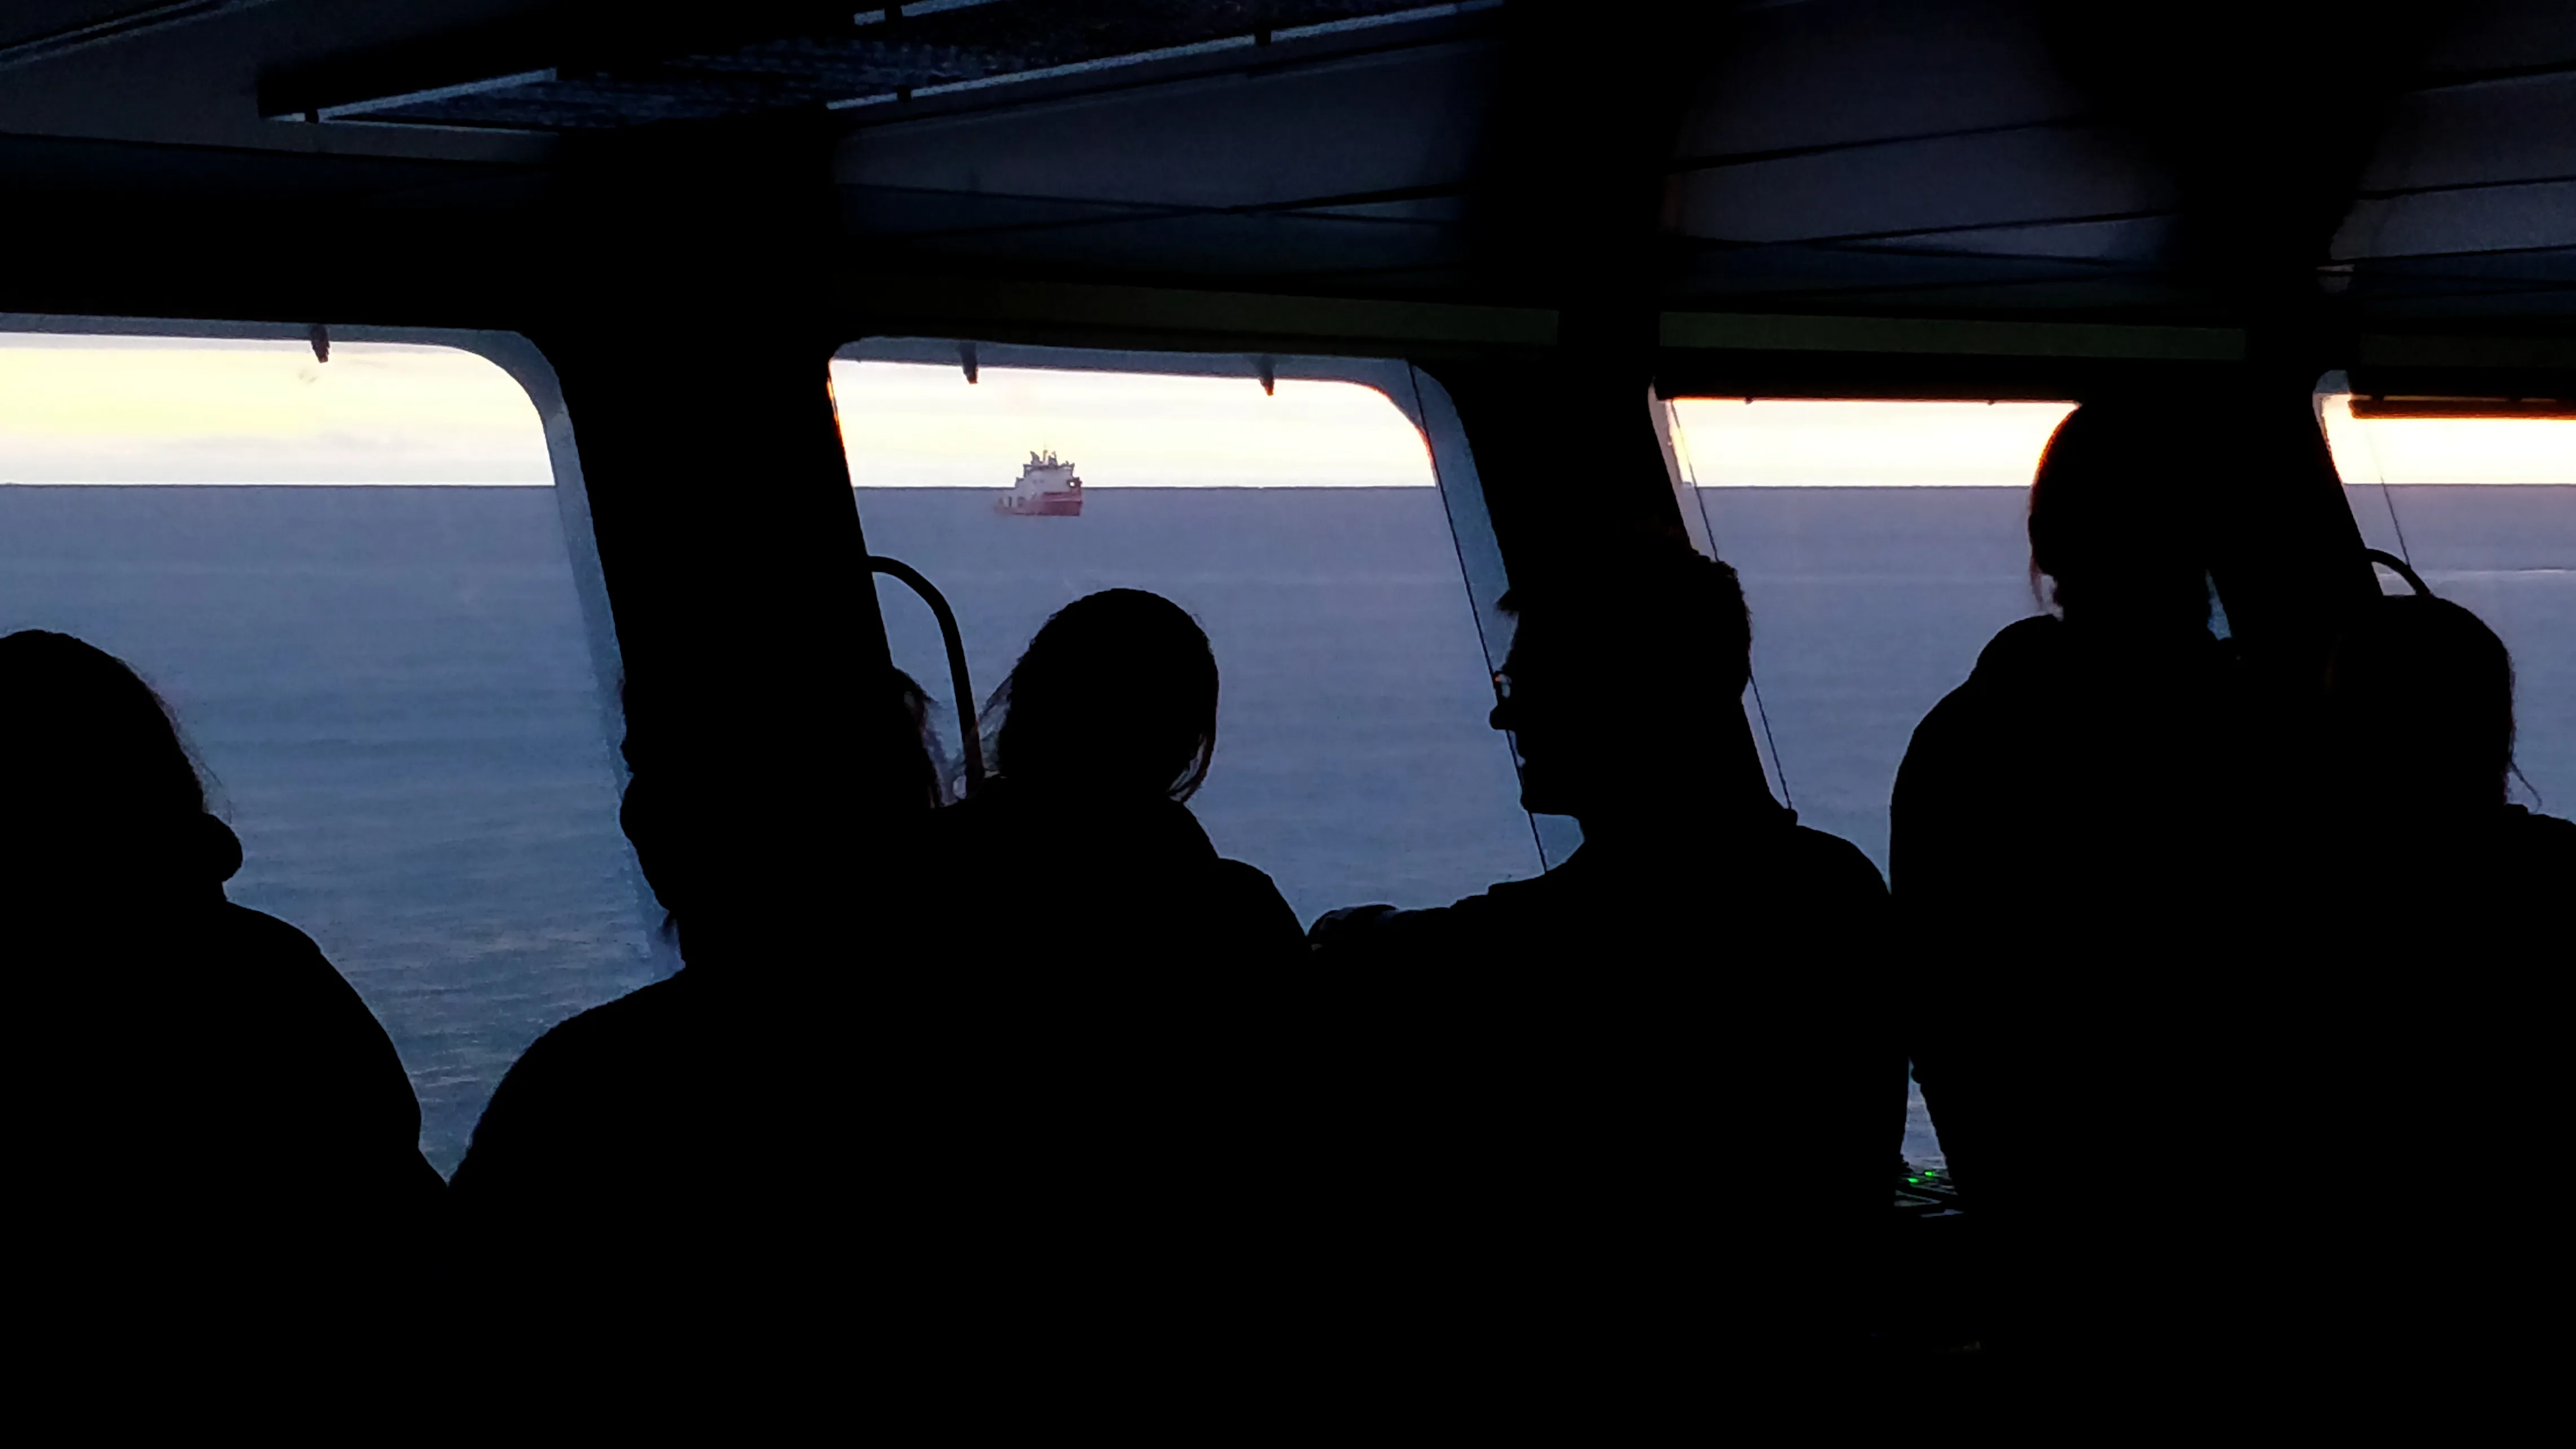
[996,491,1082,516]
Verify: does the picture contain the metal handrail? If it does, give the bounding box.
[868,554,986,795]
[2364,548,2434,598]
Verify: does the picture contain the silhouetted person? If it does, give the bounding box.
[1308,543,1904,1391]
[0,631,441,1270]
[2324,592,2569,870]
[878,592,1303,1378]
[1891,400,2266,1372]
[449,657,936,1350]
[926,588,1300,958]
[2315,593,2571,1376]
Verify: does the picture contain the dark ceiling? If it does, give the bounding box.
[0,0,2569,333]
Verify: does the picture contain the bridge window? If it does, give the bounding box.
[834,350,1540,923]
[1665,397,2076,869]
[0,331,656,1175]
[1665,395,2077,1169]
[2322,390,2576,813]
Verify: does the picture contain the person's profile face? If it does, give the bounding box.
[1489,620,1602,817]
[617,770,697,914]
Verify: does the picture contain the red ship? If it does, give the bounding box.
[995,450,1083,516]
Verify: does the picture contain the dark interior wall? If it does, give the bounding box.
[2040,0,2447,324]
[1423,359,1691,580]
[513,118,935,956]
[1414,5,1737,583]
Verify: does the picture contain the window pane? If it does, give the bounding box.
[837,358,1540,921]
[2321,392,2576,812]
[1668,398,2073,869]
[0,334,658,1175]
[1667,397,2077,1168]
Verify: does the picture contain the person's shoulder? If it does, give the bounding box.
[208,902,373,1011]
[1208,855,1289,904]
[1940,615,2068,712]
[1308,900,1460,957]
[212,901,331,963]
[520,971,697,1067]
[203,904,426,1151]
[1780,823,1890,901]
[1973,613,2063,675]
[933,787,1219,865]
[1896,685,1985,799]
[452,972,696,1192]
[1919,616,2059,719]
[1307,874,1540,957]
[1899,616,2056,778]
[2500,805,2576,861]
[1205,856,1303,946]
[478,972,703,1120]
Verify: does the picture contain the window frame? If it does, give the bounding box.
[1651,388,2095,817]
[834,334,1568,863]
[0,310,671,974]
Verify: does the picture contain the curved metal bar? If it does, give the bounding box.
[868,554,986,795]
[2363,547,2436,599]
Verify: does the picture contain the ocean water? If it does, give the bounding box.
[4,482,2566,1174]
[858,486,1542,923]
[0,486,658,1176]
[1699,486,2042,870]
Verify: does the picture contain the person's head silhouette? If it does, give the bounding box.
[1489,541,1764,826]
[2028,399,2215,629]
[0,629,241,896]
[984,589,1218,801]
[2329,593,2518,816]
[613,655,939,970]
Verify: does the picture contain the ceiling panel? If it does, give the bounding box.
[836,40,1488,214]
[2360,75,2576,196]
[2336,179,2576,262]
[1674,0,2080,159]
[1669,126,2169,247]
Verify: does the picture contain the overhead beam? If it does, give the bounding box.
[1661,311,2245,362]
[0,0,284,73]
[256,3,851,121]
[835,272,1558,354]
[835,272,2575,376]
[2355,332,2576,370]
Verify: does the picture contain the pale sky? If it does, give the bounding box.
[1676,395,2571,486]
[3,337,2566,489]
[2318,393,2575,486]
[831,360,1432,487]
[0,335,550,484]
[1671,398,2077,486]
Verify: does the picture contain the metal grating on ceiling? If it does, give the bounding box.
[5,0,2546,326]
[291,0,1496,130]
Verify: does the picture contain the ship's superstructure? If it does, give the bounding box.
[996,450,1083,516]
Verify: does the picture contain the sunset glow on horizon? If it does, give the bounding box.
[2318,393,2575,486]
[5,337,2568,490]
[0,335,550,484]
[831,360,1433,487]
[1675,394,2570,487]
[1670,398,2078,487]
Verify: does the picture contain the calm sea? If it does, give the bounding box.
[3,482,2566,1173]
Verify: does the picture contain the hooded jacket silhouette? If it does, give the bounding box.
[1,630,441,1263]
